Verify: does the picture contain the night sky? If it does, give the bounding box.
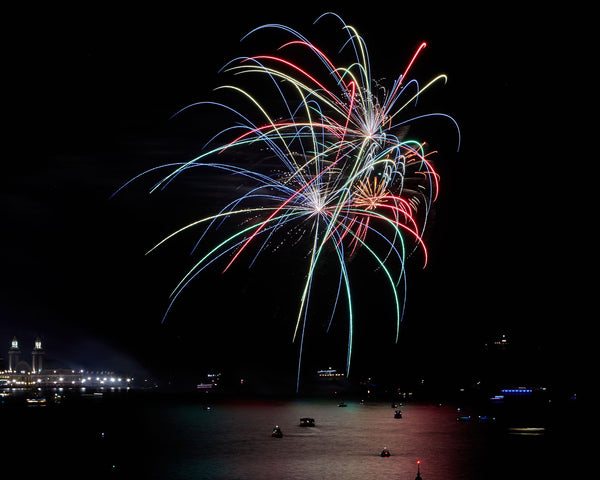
[3,4,586,392]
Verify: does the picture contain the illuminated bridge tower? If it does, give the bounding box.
[32,336,45,373]
[8,337,21,372]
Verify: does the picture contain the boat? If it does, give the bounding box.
[380,446,391,457]
[271,425,283,438]
[338,401,347,407]
[394,409,402,419]
[415,460,422,479]
[26,397,47,405]
[477,415,495,422]
[299,417,315,427]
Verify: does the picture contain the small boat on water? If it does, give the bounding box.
[271,425,283,438]
[338,401,347,407]
[380,446,391,457]
[394,409,402,419]
[415,460,422,479]
[299,417,315,427]
[477,415,495,422]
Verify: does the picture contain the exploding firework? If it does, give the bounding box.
[115,13,460,389]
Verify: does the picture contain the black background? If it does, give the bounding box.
[2,3,588,393]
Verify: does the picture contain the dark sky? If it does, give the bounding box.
[2,4,587,390]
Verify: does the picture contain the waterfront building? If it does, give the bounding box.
[8,337,21,372]
[31,337,44,373]
[317,367,345,379]
[493,333,510,350]
[0,337,131,389]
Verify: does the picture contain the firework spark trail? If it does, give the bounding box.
[116,12,460,391]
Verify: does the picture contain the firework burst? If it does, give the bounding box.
[115,12,460,390]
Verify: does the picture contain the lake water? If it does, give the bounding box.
[4,393,579,479]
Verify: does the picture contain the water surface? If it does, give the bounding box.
[5,395,578,479]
